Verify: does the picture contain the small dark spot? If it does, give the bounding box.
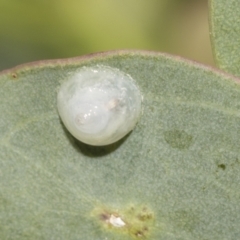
[135,230,145,238]
[11,73,17,79]
[99,213,110,221]
[164,129,193,150]
[138,213,153,221]
[218,164,226,170]
[143,226,148,231]
[135,226,148,238]
[128,206,135,213]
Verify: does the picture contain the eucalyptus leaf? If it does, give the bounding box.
[209,0,240,77]
[1,51,240,239]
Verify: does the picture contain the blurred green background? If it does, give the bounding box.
[0,0,214,71]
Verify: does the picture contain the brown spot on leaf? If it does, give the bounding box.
[99,212,110,221]
[135,230,144,237]
[11,73,17,79]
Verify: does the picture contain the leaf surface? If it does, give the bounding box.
[209,0,240,76]
[1,50,240,239]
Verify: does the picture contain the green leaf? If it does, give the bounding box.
[1,50,240,239]
[209,0,240,76]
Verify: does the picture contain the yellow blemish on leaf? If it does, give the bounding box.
[91,204,155,239]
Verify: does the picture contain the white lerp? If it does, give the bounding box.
[57,65,142,146]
